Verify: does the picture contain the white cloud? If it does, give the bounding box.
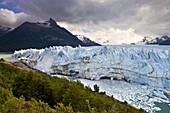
[0,8,17,27]
[58,22,143,44]
[0,8,41,27]
[85,28,143,44]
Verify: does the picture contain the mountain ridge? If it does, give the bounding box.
[0,18,100,52]
[137,35,170,45]
[135,35,170,45]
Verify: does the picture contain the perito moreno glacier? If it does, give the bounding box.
[12,45,170,89]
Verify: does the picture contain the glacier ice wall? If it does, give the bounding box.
[12,45,170,89]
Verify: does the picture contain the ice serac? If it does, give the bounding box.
[13,45,170,89]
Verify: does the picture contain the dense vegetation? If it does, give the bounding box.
[0,60,147,113]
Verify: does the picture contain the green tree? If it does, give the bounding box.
[62,82,89,112]
[12,71,54,106]
[93,84,99,93]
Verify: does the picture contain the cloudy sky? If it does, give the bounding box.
[0,0,170,44]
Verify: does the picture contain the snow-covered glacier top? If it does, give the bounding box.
[13,45,170,89]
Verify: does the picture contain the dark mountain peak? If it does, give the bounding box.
[150,35,170,44]
[49,18,56,23]
[46,18,58,28]
[160,35,170,40]
[20,21,32,26]
[159,35,170,45]
[19,18,58,30]
[36,18,58,28]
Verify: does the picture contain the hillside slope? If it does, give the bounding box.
[0,61,146,113]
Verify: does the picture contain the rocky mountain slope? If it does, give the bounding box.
[76,35,100,46]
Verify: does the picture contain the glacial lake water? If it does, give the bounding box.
[155,102,170,113]
[0,54,13,60]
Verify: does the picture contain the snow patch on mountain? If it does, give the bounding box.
[76,35,100,46]
[0,25,12,32]
[137,36,170,45]
[37,22,51,28]
[36,18,58,28]
[76,35,92,43]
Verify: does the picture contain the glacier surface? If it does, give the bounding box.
[13,45,170,89]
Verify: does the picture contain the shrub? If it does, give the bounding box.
[0,58,5,62]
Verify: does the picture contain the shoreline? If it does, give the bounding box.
[8,61,47,75]
[0,52,13,54]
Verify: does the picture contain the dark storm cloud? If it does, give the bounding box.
[1,0,170,37]
[18,0,144,23]
[16,0,170,36]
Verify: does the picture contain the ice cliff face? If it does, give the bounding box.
[13,45,170,89]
